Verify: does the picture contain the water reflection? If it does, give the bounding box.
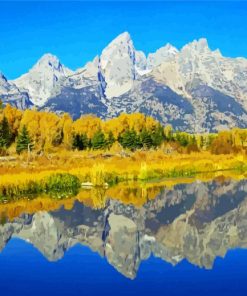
[0,177,247,279]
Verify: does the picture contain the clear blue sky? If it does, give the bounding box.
[0,1,247,79]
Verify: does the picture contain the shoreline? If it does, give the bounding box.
[0,150,246,202]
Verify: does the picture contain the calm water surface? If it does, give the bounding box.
[0,178,247,295]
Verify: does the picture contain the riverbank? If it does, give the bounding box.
[0,149,247,202]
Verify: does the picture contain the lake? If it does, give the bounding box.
[0,177,247,295]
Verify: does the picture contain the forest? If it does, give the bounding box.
[1,102,247,155]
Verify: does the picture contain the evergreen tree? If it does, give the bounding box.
[200,135,205,149]
[176,132,189,147]
[91,130,106,150]
[140,129,153,149]
[16,125,33,154]
[191,135,197,144]
[73,133,89,150]
[72,134,80,150]
[106,131,115,149]
[151,125,164,147]
[0,116,12,148]
[119,129,139,150]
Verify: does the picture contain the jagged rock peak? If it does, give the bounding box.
[109,31,132,44]
[12,53,72,107]
[162,43,179,53]
[35,53,63,69]
[99,31,136,98]
[147,43,178,68]
[101,31,134,61]
[181,37,210,53]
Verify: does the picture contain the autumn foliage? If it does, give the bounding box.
[1,104,247,155]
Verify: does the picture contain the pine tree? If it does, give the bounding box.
[176,132,189,147]
[151,125,164,147]
[140,129,152,149]
[106,131,115,149]
[73,133,89,150]
[191,135,196,144]
[119,129,139,150]
[72,134,81,150]
[0,116,12,148]
[16,125,33,154]
[200,135,205,149]
[91,130,106,150]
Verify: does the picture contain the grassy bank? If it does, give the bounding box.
[0,150,247,202]
[0,173,81,202]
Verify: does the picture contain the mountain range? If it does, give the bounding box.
[1,32,247,132]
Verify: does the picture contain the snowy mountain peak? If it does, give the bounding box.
[110,31,132,44]
[101,31,134,63]
[182,37,210,54]
[13,54,72,106]
[35,53,62,69]
[99,31,136,98]
[147,43,178,69]
[163,43,179,53]
[193,38,209,52]
[30,53,73,77]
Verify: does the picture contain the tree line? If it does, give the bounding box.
[0,103,247,155]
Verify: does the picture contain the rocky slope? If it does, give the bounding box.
[1,32,247,132]
[13,54,72,107]
[0,73,32,109]
[0,178,247,279]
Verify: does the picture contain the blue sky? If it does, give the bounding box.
[0,1,247,79]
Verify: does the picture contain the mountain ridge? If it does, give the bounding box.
[1,32,247,132]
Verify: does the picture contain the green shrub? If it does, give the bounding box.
[0,173,81,201]
[45,173,81,197]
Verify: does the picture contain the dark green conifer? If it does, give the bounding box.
[151,125,164,147]
[119,129,139,150]
[140,129,153,149]
[91,130,106,150]
[73,133,89,150]
[16,125,33,154]
[0,116,12,148]
[106,131,115,149]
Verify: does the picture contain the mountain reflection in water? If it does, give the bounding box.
[0,178,247,280]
